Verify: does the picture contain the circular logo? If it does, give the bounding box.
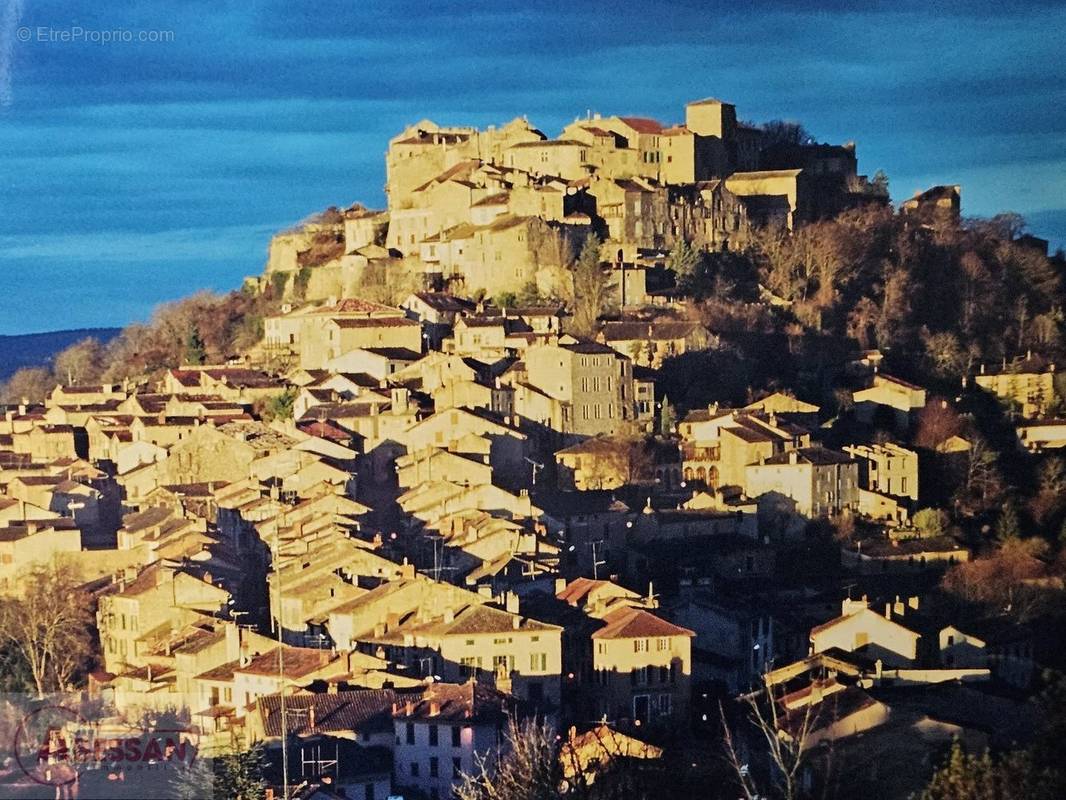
[13,704,88,788]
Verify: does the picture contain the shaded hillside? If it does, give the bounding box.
[0,328,121,381]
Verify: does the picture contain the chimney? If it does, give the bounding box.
[788,451,798,465]
[511,615,520,630]
[554,577,567,596]
[884,603,892,620]
[405,700,415,716]
[391,387,410,414]
[225,623,240,659]
[443,608,455,624]
[893,595,905,617]
[309,704,316,730]
[505,591,519,615]
[907,596,920,611]
[980,363,985,374]
[429,700,441,717]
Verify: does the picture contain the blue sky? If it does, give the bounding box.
[1,0,1064,333]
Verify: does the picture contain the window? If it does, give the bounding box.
[453,757,463,776]
[429,725,438,747]
[656,638,668,651]
[366,783,375,800]
[460,656,481,677]
[634,639,648,653]
[657,694,672,715]
[410,762,420,777]
[493,654,513,673]
[530,653,547,672]
[406,722,415,744]
[430,757,439,777]
[452,727,462,748]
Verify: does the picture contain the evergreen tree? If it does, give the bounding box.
[659,397,676,437]
[995,500,1022,543]
[183,327,207,366]
[667,239,701,284]
[921,740,1044,800]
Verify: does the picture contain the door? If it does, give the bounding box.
[633,694,650,724]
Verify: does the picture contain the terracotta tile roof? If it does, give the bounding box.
[617,116,664,134]
[328,298,404,315]
[412,292,477,313]
[601,321,705,341]
[556,577,613,605]
[393,681,517,724]
[360,347,422,360]
[169,370,202,387]
[471,192,510,206]
[873,373,925,391]
[760,446,853,466]
[297,419,353,443]
[331,317,419,329]
[237,645,336,678]
[561,340,619,356]
[590,607,694,640]
[257,688,401,738]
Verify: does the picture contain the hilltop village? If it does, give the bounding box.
[2,96,1066,799]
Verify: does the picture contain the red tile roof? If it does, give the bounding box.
[556,577,612,605]
[591,607,694,640]
[618,117,665,134]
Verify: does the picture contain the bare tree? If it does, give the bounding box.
[2,367,54,404]
[956,434,1003,514]
[570,234,611,338]
[455,716,565,800]
[721,681,823,800]
[53,337,105,385]
[0,564,96,697]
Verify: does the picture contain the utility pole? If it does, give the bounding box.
[588,540,606,580]
[524,456,544,486]
[270,484,290,800]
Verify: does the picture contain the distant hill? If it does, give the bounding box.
[0,328,122,382]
